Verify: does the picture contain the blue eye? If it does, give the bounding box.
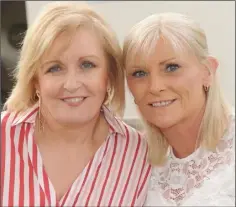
[47,65,61,73]
[166,64,179,72]
[132,70,148,78]
[81,61,96,69]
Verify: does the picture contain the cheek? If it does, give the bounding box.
[38,77,61,98]
[127,78,148,99]
[88,69,108,94]
[173,73,204,103]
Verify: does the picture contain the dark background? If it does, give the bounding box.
[1,1,28,108]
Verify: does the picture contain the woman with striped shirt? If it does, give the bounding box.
[1,2,151,206]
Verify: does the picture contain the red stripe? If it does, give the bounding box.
[108,130,130,206]
[21,107,39,123]
[40,186,45,206]
[138,165,151,197]
[131,143,148,206]
[1,113,11,206]
[8,123,17,206]
[119,130,141,206]
[109,125,115,133]
[43,168,51,206]
[18,124,26,206]
[32,136,38,177]
[97,134,118,206]
[85,138,111,206]
[72,158,95,206]
[25,124,35,206]
[59,186,71,207]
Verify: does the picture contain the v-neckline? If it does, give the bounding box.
[26,124,113,206]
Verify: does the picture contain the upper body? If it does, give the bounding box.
[1,2,151,206]
[123,12,235,206]
[1,104,151,206]
[145,113,235,206]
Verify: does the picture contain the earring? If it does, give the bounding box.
[104,87,113,105]
[36,90,44,132]
[203,85,209,92]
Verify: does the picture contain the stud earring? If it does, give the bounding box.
[203,85,209,92]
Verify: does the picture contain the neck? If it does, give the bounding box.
[37,111,106,145]
[161,104,206,159]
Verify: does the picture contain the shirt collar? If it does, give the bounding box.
[11,103,126,137]
[12,103,39,126]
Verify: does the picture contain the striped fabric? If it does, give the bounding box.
[1,104,151,206]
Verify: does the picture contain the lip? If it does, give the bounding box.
[148,99,176,105]
[60,96,87,99]
[60,96,87,107]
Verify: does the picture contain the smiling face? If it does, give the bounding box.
[36,27,109,126]
[126,37,211,129]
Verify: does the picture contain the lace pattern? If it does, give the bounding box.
[148,114,235,206]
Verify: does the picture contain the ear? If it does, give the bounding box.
[207,56,219,74]
[202,56,219,86]
[107,78,111,90]
[33,78,40,93]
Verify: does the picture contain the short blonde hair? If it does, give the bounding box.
[5,1,125,117]
[123,12,232,165]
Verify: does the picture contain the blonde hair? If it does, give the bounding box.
[123,12,232,165]
[5,1,125,117]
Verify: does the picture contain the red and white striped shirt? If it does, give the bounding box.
[1,104,151,206]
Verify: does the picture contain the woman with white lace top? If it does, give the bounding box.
[122,12,235,206]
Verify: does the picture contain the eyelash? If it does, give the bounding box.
[80,61,96,69]
[132,70,148,78]
[131,63,180,78]
[165,63,180,72]
[47,65,61,73]
[46,61,96,73]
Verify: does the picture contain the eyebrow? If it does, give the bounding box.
[159,57,176,65]
[41,55,101,67]
[79,55,100,61]
[41,60,60,68]
[128,57,177,69]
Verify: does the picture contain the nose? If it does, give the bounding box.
[63,70,83,92]
[149,73,166,94]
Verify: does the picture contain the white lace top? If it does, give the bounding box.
[145,114,235,206]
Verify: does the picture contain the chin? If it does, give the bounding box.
[54,112,93,125]
[147,115,180,130]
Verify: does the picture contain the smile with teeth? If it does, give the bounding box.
[63,97,85,103]
[150,99,175,107]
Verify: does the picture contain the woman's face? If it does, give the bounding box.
[36,28,109,126]
[126,38,214,130]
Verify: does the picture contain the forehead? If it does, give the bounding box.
[41,27,105,62]
[128,37,191,67]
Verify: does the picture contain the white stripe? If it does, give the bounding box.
[88,137,114,205]
[99,135,122,205]
[13,125,21,205]
[2,113,15,206]
[111,133,132,205]
[74,139,108,206]
[48,179,57,206]
[34,175,40,206]
[125,132,145,204]
[36,141,49,206]
[23,124,29,206]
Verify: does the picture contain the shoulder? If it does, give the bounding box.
[222,113,235,148]
[115,117,149,154]
[1,110,18,128]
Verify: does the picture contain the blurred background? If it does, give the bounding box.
[1,1,235,129]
